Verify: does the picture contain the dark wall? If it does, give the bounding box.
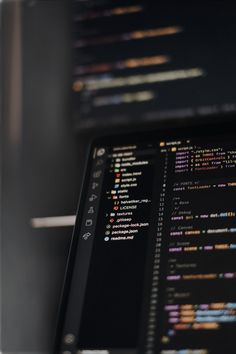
[2,1,87,352]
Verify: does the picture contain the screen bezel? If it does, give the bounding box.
[54,114,236,353]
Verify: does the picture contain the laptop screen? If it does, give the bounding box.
[57,123,236,354]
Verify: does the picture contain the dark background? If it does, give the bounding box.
[1,1,236,353]
[2,1,81,352]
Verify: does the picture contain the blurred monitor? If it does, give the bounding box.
[72,1,236,130]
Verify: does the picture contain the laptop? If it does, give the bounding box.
[55,118,236,354]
